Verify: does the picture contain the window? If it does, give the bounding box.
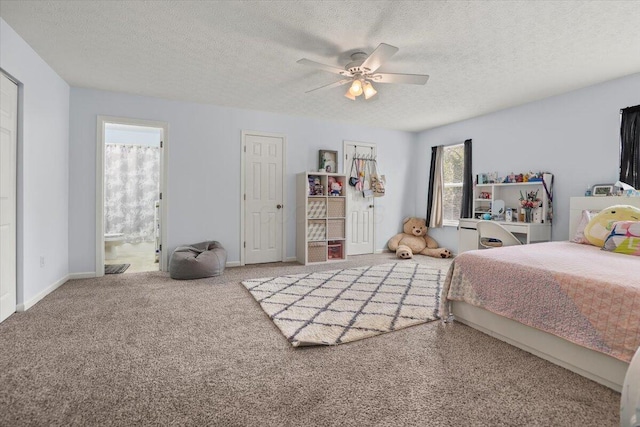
[442,144,464,225]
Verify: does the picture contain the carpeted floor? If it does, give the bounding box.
[0,254,620,426]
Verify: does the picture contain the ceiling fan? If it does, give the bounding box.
[297,43,429,100]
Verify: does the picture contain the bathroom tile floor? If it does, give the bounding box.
[106,242,158,273]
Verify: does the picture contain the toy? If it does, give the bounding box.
[583,205,640,247]
[308,176,324,195]
[313,177,323,195]
[387,217,452,259]
[330,180,342,196]
[308,176,315,194]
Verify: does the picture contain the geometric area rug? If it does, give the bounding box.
[242,262,443,347]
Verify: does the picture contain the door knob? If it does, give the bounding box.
[277,204,283,209]
[368,204,374,208]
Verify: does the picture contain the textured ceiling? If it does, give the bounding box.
[1,1,639,132]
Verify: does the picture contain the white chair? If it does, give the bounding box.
[476,220,522,248]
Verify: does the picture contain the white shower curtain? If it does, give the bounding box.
[105,144,160,243]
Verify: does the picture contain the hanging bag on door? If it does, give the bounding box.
[355,159,364,192]
[370,160,386,197]
[348,158,359,187]
[362,159,374,198]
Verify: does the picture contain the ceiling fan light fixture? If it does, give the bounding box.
[363,81,377,99]
[298,43,428,100]
[344,89,356,100]
[349,78,363,96]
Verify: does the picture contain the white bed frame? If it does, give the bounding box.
[452,196,640,392]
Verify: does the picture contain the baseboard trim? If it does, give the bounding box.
[17,274,69,312]
[68,272,96,280]
[285,256,297,262]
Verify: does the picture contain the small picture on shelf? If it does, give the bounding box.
[319,150,338,173]
[591,184,614,197]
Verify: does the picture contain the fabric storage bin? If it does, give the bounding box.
[327,241,343,260]
[327,197,345,217]
[308,198,327,218]
[307,220,326,241]
[327,219,345,239]
[308,242,327,263]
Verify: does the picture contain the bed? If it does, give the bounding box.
[444,196,640,392]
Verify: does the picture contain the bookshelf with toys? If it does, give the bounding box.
[296,172,348,264]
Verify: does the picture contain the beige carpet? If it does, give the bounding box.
[243,262,442,346]
[0,254,620,426]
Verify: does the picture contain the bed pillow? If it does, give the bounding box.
[603,221,640,255]
[571,209,600,244]
[584,205,640,247]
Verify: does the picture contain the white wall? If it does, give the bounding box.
[69,88,416,273]
[416,73,640,253]
[0,19,70,306]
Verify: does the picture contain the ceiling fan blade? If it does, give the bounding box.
[297,58,349,76]
[360,43,399,72]
[305,78,352,93]
[372,72,430,85]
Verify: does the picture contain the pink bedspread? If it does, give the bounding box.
[442,241,640,362]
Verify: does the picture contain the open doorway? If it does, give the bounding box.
[96,117,168,275]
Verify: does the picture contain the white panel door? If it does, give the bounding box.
[244,134,284,264]
[0,73,18,323]
[344,142,376,255]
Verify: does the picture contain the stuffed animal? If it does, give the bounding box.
[583,205,640,247]
[313,177,323,195]
[330,180,342,196]
[387,217,452,259]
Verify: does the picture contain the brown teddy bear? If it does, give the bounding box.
[387,217,452,259]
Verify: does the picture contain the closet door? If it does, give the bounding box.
[343,142,376,255]
[0,73,18,323]
[243,132,285,264]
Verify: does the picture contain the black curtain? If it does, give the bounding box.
[460,139,473,218]
[620,105,640,189]
[426,146,437,224]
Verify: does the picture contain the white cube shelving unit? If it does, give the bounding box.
[296,172,348,265]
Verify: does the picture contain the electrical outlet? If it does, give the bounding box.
[40,256,45,268]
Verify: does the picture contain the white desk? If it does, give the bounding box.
[458,218,551,253]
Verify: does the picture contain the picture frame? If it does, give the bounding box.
[319,150,338,173]
[591,184,614,197]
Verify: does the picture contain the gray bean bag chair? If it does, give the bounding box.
[169,241,227,280]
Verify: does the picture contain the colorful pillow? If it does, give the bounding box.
[584,205,640,247]
[571,209,600,244]
[603,221,640,255]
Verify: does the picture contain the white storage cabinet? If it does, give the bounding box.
[296,172,348,264]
